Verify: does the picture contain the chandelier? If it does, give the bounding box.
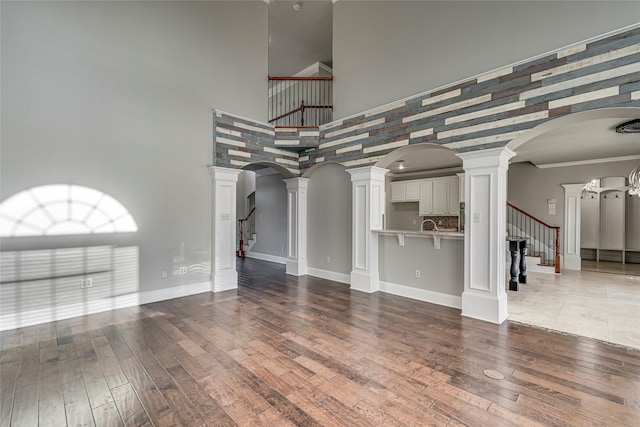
[614,120,640,198]
[582,179,598,194]
[630,166,640,197]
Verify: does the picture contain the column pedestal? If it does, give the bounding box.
[283,178,309,276]
[347,166,388,293]
[457,148,514,324]
[209,166,242,292]
[562,184,583,271]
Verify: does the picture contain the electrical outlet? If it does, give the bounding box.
[80,278,93,288]
[161,270,168,279]
[326,256,331,264]
[415,270,421,278]
[281,246,285,253]
[179,266,187,275]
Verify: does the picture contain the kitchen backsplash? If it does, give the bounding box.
[422,215,460,230]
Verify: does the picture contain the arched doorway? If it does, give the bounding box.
[237,162,293,266]
[505,107,640,348]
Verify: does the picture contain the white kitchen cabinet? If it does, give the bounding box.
[447,176,460,214]
[391,182,406,202]
[419,181,433,215]
[391,181,420,202]
[421,176,459,215]
[432,179,447,214]
[405,181,420,201]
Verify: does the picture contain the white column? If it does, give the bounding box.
[283,177,309,276]
[562,184,583,270]
[347,166,388,293]
[457,147,514,324]
[209,166,242,292]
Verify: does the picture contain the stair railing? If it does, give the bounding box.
[237,206,256,258]
[507,202,560,273]
[268,76,333,127]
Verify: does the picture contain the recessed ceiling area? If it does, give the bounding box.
[268,0,333,76]
[376,144,462,174]
[511,109,640,167]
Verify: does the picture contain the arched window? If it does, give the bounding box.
[0,185,138,237]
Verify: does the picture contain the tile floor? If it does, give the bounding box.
[508,267,640,350]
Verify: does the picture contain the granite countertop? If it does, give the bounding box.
[375,228,464,238]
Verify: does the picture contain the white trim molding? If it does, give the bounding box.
[379,281,462,310]
[245,251,287,265]
[307,267,351,285]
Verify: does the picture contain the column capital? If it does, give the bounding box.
[283,177,310,190]
[347,166,388,182]
[562,183,585,196]
[208,166,242,181]
[456,147,515,170]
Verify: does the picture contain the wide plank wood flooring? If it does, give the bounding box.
[2,257,639,426]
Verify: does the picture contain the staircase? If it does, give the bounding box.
[237,206,256,258]
[507,202,560,274]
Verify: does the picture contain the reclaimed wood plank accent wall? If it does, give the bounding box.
[214,27,640,176]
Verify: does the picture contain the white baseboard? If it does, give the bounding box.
[307,267,351,285]
[0,281,212,331]
[245,251,287,265]
[379,281,462,310]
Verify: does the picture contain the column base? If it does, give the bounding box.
[286,258,308,276]
[350,269,379,293]
[461,291,508,324]
[563,254,581,271]
[213,269,238,292]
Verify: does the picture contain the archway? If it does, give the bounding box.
[505,107,640,347]
[237,162,291,266]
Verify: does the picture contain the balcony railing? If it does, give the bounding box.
[268,76,333,128]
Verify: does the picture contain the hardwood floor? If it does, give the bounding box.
[2,257,639,426]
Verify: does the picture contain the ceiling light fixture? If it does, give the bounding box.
[293,2,301,12]
[396,160,405,170]
[629,166,640,197]
[615,119,640,133]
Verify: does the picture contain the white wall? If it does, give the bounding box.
[236,170,256,220]
[307,163,352,275]
[333,1,639,119]
[251,172,288,259]
[1,1,267,312]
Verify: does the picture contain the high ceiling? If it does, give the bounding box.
[268,0,333,76]
[266,3,638,171]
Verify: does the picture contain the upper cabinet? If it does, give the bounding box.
[390,181,420,202]
[421,176,459,215]
[419,180,433,214]
[389,175,459,215]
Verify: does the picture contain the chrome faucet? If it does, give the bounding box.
[420,219,438,231]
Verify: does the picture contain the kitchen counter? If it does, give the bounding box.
[375,228,464,239]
